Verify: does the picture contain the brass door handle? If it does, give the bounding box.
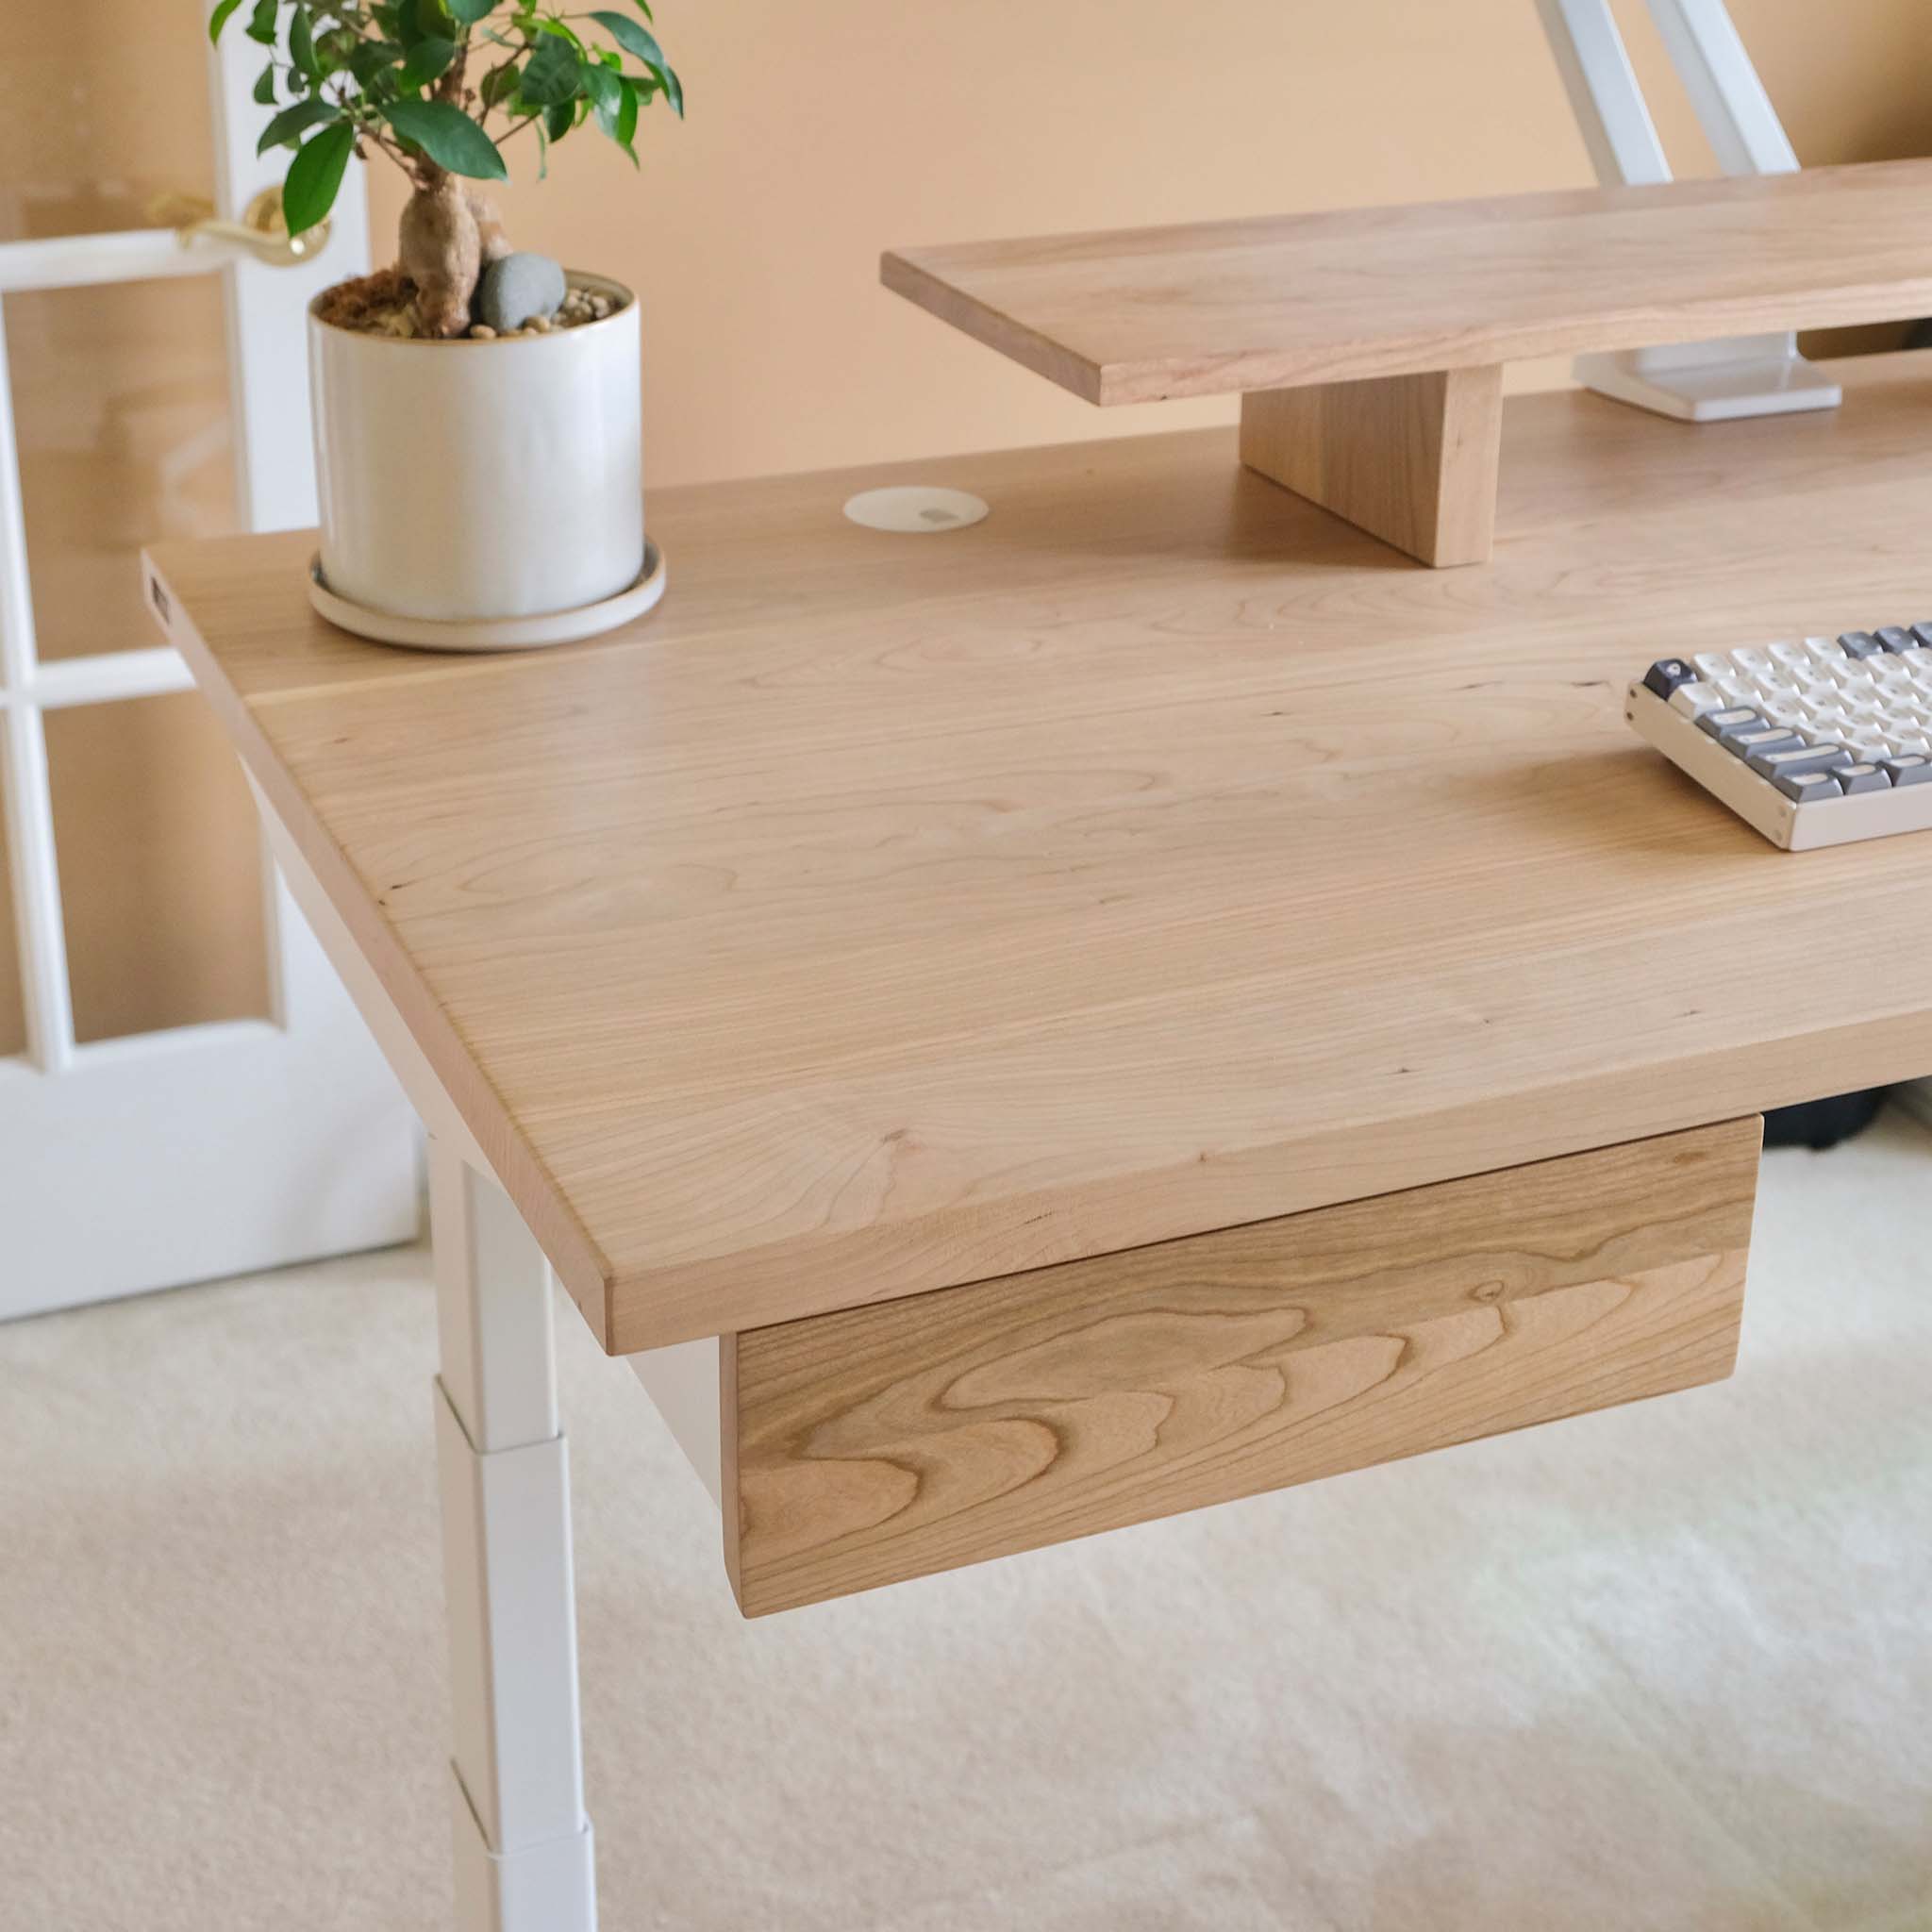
[152,187,331,267]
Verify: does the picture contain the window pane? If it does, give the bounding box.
[3,2,235,661]
[0,778,24,1058]
[1,5,215,247]
[8,278,238,663]
[45,692,270,1046]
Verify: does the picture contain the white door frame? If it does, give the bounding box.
[0,32,417,1317]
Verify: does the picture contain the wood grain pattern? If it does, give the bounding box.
[146,351,1932,1355]
[723,1121,1759,1615]
[882,160,1932,405]
[1240,366,1502,566]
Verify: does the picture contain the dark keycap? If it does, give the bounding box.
[1880,755,1932,787]
[1747,741,1852,780]
[1876,626,1919,653]
[1728,728,1803,764]
[1698,706,1764,741]
[1839,763,1891,795]
[1643,658,1698,697]
[1911,623,1932,650]
[1773,770,1845,802]
[1718,713,1783,752]
[1839,631,1884,659]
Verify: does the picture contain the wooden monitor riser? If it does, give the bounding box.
[884,158,1932,565]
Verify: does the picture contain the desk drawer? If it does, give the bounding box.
[721,1118,1758,1616]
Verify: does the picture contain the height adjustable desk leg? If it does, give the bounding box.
[429,1138,597,1932]
[1240,364,1504,567]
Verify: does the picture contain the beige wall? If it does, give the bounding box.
[2,0,1926,1056]
[371,0,1932,489]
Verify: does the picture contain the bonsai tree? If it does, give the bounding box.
[208,0,681,336]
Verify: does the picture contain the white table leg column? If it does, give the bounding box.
[430,1137,597,1932]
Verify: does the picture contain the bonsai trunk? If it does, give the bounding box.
[400,168,480,339]
[393,56,510,340]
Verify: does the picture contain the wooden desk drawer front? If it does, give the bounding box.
[721,1119,1759,1617]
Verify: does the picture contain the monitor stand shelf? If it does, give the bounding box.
[883,158,1932,567]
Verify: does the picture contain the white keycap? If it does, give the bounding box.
[1668,680,1722,718]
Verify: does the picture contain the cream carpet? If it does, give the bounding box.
[4,1115,1930,1932]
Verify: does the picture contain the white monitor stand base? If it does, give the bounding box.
[1540,0,1842,424]
[1578,332,1842,424]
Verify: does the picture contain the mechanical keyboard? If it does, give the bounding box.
[1626,627,1932,850]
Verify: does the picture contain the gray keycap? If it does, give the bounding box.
[1699,707,1766,743]
[1911,623,1932,650]
[1880,755,1932,786]
[1746,734,1846,773]
[1746,741,1852,779]
[1839,762,1891,794]
[1643,658,1698,697]
[1728,728,1804,764]
[1876,626,1919,653]
[1773,770,1845,802]
[1839,631,1884,659]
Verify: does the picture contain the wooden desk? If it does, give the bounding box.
[145,350,1932,1926]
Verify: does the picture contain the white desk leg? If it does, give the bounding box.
[430,1137,597,1932]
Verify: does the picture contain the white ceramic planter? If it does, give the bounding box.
[308,272,643,625]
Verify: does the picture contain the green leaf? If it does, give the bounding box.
[349,40,406,87]
[398,35,457,87]
[291,8,322,81]
[479,59,523,108]
[519,34,581,108]
[282,120,355,234]
[613,74,639,165]
[587,60,641,161]
[208,0,244,43]
[253,62,277,104]
[380,99,508,179]
[258,97,341,154]
[447,0,495,19]
[587,9,660,67]
[534,116,549,181]
[320,26,357,71]
[543,97,575,142]
[244,0,278,45]
[630,0,653,18]
[642,58,681,118]
[581,59,620,125]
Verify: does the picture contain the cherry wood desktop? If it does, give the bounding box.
[145,348,1932,1924]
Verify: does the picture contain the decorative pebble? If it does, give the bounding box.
[530,312,552,333]
[475,251,567,334]
[469,323,496,340]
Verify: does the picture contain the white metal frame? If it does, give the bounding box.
[1535,0,1841,421]
[251,774,720,1928]
[0,30,416,1316]
[433,1141,597,1932]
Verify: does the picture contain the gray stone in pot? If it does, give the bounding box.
[476,252,567,334]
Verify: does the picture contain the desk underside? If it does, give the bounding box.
[149,353,1932,1352]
